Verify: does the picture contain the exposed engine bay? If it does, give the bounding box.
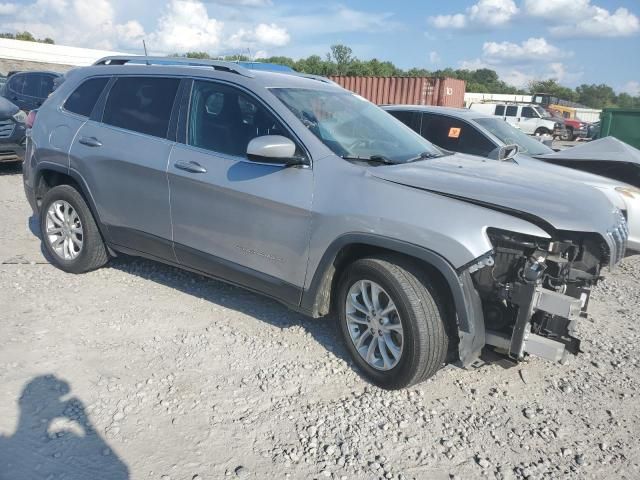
[470,228,619,363]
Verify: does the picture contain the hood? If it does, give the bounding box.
[0,96,19,119]
[535,136,640,165]
[370,153,620,235]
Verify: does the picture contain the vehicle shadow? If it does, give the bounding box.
[0,375,129,479]
[107,255,353,366]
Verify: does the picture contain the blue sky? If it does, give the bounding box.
[1,0,638,93]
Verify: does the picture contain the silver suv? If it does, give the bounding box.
[23,57,628,389]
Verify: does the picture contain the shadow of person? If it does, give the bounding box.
[0,375,129,480]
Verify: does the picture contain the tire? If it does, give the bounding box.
[534,128,550,136]
[560,127,574,141]
[336,255,449,389]
[40,184,109,274]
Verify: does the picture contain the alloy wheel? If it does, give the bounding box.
[345,279,404,371]
[45,200,84,260]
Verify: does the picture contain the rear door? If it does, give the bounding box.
[504,105,519,129]
[69,75,180,260]
[168,79,313,303]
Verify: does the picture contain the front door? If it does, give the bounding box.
[168,79,313,304]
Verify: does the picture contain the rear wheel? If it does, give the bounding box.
[337,256,449,389]
[40,185,109,273]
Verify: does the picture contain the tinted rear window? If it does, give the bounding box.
[63,77,109,117]
[102,77,180,138]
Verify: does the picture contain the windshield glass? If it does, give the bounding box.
[270,88,442,162]
[534,106,547,117]
[475,117,553,156]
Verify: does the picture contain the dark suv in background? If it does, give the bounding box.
[1,71,62,112]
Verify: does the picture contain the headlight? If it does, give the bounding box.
[616,186,640,199]
[12,110,27,124]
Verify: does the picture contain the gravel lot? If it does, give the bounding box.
[1,163,639,480]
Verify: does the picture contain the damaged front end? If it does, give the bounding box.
[467,218,628,364]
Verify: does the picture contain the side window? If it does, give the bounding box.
[521,106,536,118]
[187,80,291,157]
[103,77,180,138]
[22,74,40,97]
[420,114,494,156]
[387,110,422,134]
[495,105,505,116]
[63,77,110,117]
[8,74,25,94]
[505,106,518,117]
[38,75,56,98]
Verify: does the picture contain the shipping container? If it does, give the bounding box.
[600,108,640,149]
[329,76,466,108]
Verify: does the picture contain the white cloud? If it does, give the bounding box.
[0,2,18,15]
[229,23,289,49]
[0,0,292,54]
[620,81,640,96]
[0,0,145,49]
[483,37,564,62]
[149,0,223,52]
[209,0,272,5]
[429,13,467,29]
[283,6,396,35]
[429,51,441,64]
[524,0,639,37]
[429,0,518,29]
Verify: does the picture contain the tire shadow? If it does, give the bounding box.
[0,375,129,479]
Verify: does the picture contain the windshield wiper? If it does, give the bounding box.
[341,154,396,164]
[404,151,442,163]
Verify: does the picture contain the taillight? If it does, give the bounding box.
[26,110,37,129]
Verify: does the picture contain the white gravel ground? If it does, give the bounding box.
[1,163,639,480]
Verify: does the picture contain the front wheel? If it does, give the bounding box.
[337,256,449,389]
[560,127,574,141]
[534,128,550,136]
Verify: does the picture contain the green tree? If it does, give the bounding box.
[329,44,354,75]
[0,31,55,44]
[575,83,617,109]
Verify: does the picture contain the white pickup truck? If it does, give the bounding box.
[469,102,565,137]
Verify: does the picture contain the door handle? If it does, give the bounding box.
[79,136,102,147]
[174,160,207,174]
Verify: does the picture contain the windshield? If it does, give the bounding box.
[270,88,443,163]
[534,106,547,117]
[475,117,553,156]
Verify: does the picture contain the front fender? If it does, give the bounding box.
[300,233,486,366]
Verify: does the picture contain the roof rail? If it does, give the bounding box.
[93,56,254,78]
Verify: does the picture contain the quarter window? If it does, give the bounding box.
[103,77,180,138]
[63,77,109,117]
[187,80,290,157]
[495,105,505,116]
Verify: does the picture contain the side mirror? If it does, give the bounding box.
[489,144,519,161]
[246,135,309,167]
